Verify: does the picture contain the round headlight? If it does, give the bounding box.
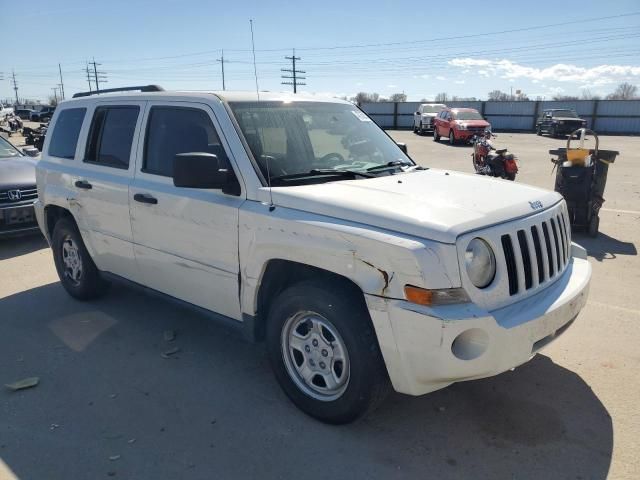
[465,238,496,288]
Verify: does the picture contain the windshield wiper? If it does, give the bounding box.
[270,169,377,185]
[366,160,415,172]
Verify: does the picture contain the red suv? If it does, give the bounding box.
[433,108,491,145]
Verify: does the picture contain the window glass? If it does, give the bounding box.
[143,107,226,177]
[229,101,412,181]
[48,108,86,159]
[85,106,139,168]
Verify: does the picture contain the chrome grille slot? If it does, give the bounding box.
[541,222,554,278]
[501,234,519,295]
[517,230,533,290]
[550,218,562,272]
[531,226,545,283]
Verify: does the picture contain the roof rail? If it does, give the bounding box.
[72,85,164,98]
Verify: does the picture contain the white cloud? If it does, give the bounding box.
[477,69,490,77]
[448,57,640,86]
[420,74,430,79]
[454,80,465,84]
[355,82,364,86]
[436,75,446,81]
[387,84,397,88]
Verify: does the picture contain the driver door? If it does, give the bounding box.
[129,101,244,320]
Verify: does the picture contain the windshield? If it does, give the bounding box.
[422,104,446,113]
[454,110,483,120]
[551,110,578,118]
[0,136,22,158]
[229,101,413,184]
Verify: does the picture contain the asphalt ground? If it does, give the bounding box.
[0,130,638,479]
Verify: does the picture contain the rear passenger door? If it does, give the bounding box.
[73,102,144,280]
[129,102,243,320]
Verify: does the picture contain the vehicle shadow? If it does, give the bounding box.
[0,282,613,480]
[574,231,638,261]
[0,234,47,260]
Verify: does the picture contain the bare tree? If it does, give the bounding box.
[552,94,580,101]
[581,89,601,100]
[606,82,638,100]
[389,93,407,102]
[48,95,59,106]
[434,92,448,102]
[488,90,510,101]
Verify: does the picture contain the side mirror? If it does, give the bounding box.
[173,152,228,189]
[397,142,408,155]
[415,111,420,115]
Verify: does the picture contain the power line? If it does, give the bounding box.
[281,49,306,93]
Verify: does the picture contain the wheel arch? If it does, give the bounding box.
[252,259,366,341]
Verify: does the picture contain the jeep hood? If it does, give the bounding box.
[270,169,562,244]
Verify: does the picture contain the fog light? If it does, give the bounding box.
[451,328,489,360]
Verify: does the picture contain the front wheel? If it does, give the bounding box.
[433,128,440,142]
[588,215,599,237]
[536,125,542,135]
[266,280,389,424]
[449,130,456,145]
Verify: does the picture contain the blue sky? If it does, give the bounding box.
[2,0,639,103]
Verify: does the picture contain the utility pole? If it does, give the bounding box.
[52,87,59,104]
[281,49,306,94]
[85,63,93,92]
[11,71,19,106]
[58,63,65,100]
[216,49,226,90]
[89,58,107,93]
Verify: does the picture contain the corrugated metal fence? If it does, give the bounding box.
[360,100,640,134]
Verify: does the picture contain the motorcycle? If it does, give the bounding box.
[471,131,519,181]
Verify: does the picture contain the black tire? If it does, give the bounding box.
[52,217,109,300]
[588,215,599,237]
[433,128,440,142]
[413,123,418,134]
[419,122,425,135]
[266,280,390,424]
[536,125,542,135]
[506,172,516,181]
[449,130,456,145]
[550,125,557,138]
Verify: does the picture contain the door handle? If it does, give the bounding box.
[75,180,92,190]
[134,193,158,205]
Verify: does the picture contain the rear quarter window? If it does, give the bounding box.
[48,108,86,159]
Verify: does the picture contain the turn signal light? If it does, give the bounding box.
[404,285,470,306]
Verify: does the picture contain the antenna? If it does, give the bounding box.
[249,19,274,211]
[249,19,260,100]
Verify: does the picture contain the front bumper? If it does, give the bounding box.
[0,201,40,238]
[554,123,585,134]
[366,247,591,396]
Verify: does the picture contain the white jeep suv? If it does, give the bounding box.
[35,86,591,424]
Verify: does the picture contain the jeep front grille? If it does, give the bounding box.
[500,209,571,296]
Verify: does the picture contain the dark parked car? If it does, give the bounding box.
[536,109,587,137]
[0,135,39,237]
[30,106,56,122]
[15,109,36,120]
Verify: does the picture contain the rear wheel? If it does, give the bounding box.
[52,217,109,300]
[266,280,389,424]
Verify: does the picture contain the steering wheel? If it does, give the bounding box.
[319,152,345,165]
